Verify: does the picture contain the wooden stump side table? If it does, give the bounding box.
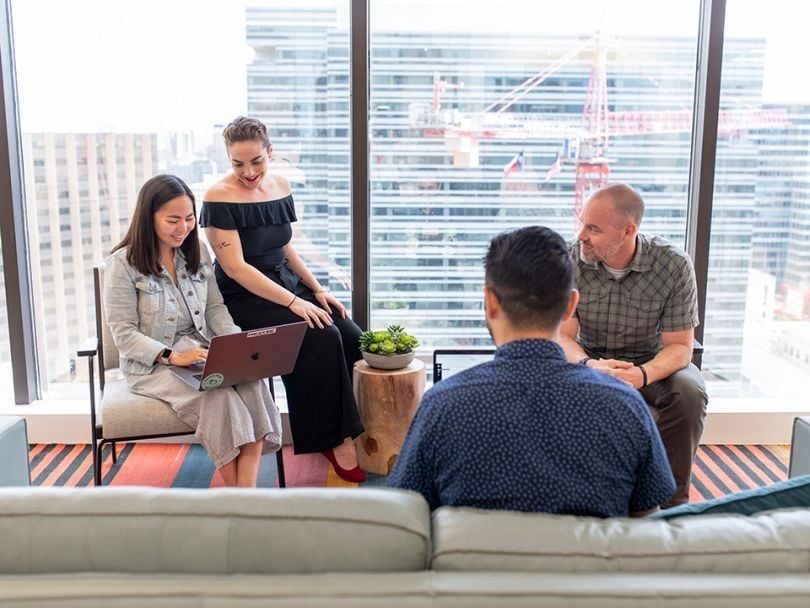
[353,359,426,475]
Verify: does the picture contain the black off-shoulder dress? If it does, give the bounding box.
[200,195,364,453]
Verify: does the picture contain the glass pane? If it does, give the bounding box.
[11,1,350,402]
[369,0,701,361]
[0,234,14,406]
[245,1,352,305]
[244,2,352,404]
[704,0,810,403]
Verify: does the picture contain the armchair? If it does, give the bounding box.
[77,267,285,486]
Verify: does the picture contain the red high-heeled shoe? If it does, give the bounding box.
[321,449,366,483]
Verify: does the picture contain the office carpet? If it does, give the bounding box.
[27,443,789,501]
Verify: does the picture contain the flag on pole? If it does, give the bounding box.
[544,153,563,182]
[503,150,525,177]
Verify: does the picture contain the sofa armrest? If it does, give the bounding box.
[0,417,31,487]
[790,417,810,478]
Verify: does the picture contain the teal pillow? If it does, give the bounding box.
[650,474,810,520]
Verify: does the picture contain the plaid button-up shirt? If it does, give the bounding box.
[570,234,699,362]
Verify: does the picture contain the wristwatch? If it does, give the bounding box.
[158,348,173,365]
[579,356,593,366]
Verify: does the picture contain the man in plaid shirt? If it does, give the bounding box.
[560,183,708,507]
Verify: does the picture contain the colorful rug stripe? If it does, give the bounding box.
[689,445,788,502]
[36,444,87,487]
[28,443,790,501]
[110,444,185,487]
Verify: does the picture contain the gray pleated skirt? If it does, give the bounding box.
[125,366,282,469]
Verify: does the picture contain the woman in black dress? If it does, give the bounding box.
[200,116,365,483]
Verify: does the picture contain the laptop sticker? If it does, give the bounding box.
[201,373,224,390]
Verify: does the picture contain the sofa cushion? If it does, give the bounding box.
[650,475,810,520]
[431,506,810,573]
[101,379,194,438]
[0,487,430,574]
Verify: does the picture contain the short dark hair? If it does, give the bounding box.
[222,116,271,150]
[484,226,573,331]
[112,174,200,277]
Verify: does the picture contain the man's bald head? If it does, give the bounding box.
[588,183,645,227]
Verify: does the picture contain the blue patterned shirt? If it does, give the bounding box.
[387,339,675,516]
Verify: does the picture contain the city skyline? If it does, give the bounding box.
[1,1,809,407]
[9,1,810,135]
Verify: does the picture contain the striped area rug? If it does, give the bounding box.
[29,443,789,500]
[689,444,789,502]
[27,444,388,489]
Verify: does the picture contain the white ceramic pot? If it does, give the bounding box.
[361,351,415,370]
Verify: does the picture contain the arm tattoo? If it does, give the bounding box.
[214,241,232,250]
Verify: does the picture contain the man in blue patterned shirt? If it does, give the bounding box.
[387,226,675,516]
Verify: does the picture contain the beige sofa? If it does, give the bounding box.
[1,486,810,607]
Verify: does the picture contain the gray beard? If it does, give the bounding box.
[580,249,598,264]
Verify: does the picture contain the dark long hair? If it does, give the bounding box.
[111,174,200,276]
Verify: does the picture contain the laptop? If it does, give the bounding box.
[432,348,496,383]
[171,322,307,391]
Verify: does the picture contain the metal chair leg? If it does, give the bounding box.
[111,441,117,463]
[92,440,100,486]
[276,449,286,488]
[95,440,105,486]
[268,379,285,487]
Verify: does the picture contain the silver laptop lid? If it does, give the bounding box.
[432,348,496,383]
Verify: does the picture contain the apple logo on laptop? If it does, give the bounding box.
[251,352,260,361]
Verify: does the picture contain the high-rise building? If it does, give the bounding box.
[780,110,810,291]
[749,106,810,306]
[19,132,158,383]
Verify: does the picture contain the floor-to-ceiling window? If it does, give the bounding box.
[703,0,810,404]
[0,236,13,406]
[3,0,809,418]
[8,0,351,403]
[244,1,353,404]
[368,0,701,365]
[244,1,352,308]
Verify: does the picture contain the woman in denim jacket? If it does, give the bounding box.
[104,174,282,486]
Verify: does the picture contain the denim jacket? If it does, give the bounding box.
[103,244,240,376]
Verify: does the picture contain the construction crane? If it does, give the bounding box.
[409,32,792,218]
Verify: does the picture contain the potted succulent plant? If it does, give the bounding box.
[358,325,420,370]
